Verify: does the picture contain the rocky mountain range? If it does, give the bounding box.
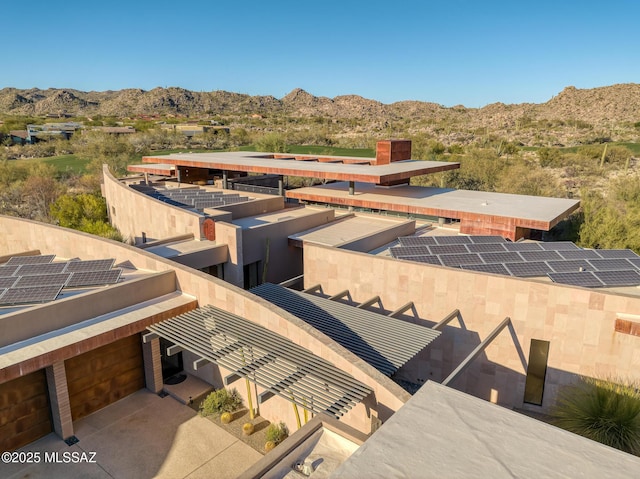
[1,84,639,131]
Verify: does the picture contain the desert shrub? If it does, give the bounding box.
[199,388,243,416]
[265,421,288,445]
[255,133,288,153]
[552,377,640,455]
[578,177,640,252]
[537,147,564,167]
[495,163,562,197]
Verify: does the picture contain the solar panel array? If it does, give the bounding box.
[137,186,252,212]
[391,236,640,288]
[0,255,122,306]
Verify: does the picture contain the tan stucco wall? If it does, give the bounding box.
[303,244,640,412]
[241,208,335,284]
[103,166,205,244]
[213,195,284,219]
[0,216,407,433]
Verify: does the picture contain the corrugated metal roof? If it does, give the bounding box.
[148,305,372,418]
[251,283,441,377]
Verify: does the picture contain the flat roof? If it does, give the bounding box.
[231,205,329,229]
[144,239,225,258]
[128,163,175,175]
[333,381,640,478]
[289,214,414,248]
[139,151,460,184]
[287,182,580,230]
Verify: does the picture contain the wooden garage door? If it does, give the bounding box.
[65,334,144,421]
[0,370,52,452]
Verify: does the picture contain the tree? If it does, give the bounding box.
[73,131,137,176]
[50,193,122,241]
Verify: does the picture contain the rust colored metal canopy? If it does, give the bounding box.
[138,151,460,184]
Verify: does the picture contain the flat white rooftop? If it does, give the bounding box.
[140,151,460,184]
[287,182,580,230]
[289,214,414,248]
[332,381,640,478]
[231,205,329,229]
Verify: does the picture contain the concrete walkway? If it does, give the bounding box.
[1,389,262,479]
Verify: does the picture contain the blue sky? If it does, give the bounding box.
[4,0,639,107]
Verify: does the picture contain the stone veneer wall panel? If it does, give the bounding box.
[103,165,204,244]
[303,244,640,412]
[0,215,407,433]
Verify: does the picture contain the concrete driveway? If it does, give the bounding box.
[1,389,262,479]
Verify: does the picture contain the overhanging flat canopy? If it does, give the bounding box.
[147,305,372,418]
[251,283,441,377]
[139,151,459,184]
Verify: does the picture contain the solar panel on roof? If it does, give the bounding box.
[587,258,636,271]
[429,244,469,255]
[64,259,116,272]
[479,252,525,264]
[15,263,68,276]
[399,255,442,265]
[593,270,640,287]
[6,254,55,265]
[466,243,507,253]
[547,271,604,288]
[505,262,554,277]
[0,285,63,305]
[397,236,437,246]
[595,249,640,259]
[540,242,580,251]
[547,260,592,272]
[625,258,640,270]
[468,236,508,244]
[503,242,543,252]
[438,253,483,267]
[557,249,601,260]
[0,277,18,288]
[65,269,122,288]
[460,263,511,275]
[0,265,20,276]
[14,273,71,288]
[519,250,563,262]
[433,236,472,245]
[390,246,432,257]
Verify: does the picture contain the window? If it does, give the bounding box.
[524,339,550,405]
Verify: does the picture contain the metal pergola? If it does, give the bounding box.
[146,305,373,418]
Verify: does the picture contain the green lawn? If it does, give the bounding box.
[21,155,91,175]
[21,145,377,176]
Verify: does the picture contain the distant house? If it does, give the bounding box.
[25,122,82,143]
[160,123,230,138]
[9,130,28,146]
[90,126,136,135]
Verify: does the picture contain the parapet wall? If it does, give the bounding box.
[303,244,640,412]
[0,216,408,433]
[103,166,205,244]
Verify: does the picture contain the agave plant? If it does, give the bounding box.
[552,376,640,456]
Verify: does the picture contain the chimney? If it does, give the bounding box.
[375,140,412,165]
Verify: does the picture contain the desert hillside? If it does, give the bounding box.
[1,84,639,126]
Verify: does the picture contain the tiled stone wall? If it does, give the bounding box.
[0,216,407,434]
[304,244,640,412]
